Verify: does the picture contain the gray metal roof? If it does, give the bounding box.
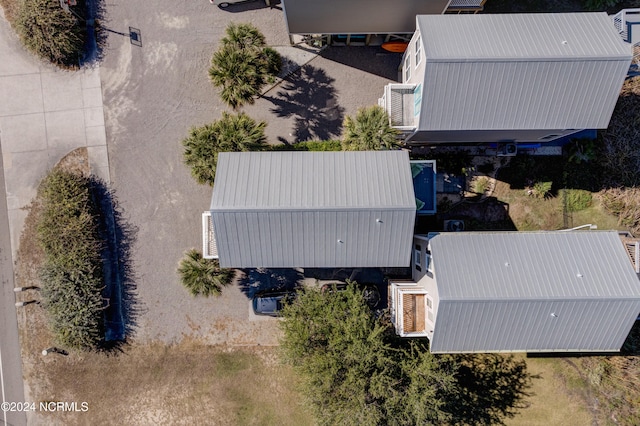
[417,13,631,61]
[210,151,416,268]
[282,0,450,35]
[430,231,640,300]
[415,13,632,131]
[428,231,640,353]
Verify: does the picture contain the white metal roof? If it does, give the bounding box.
[414,13,632,131]
[430,231,640,300]
[210,151,416,268]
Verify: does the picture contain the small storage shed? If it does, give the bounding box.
[209,151,417,268]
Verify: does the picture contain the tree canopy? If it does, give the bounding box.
[209,23,282,109]
[182,112,267,185]
[280,281,531,425]
[341,105,399,151]
[177,249,235,297]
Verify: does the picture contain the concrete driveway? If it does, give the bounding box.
[100,0,401,345]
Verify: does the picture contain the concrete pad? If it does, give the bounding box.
[84,106,105,127]
[45,109,87,150]
[86,125,107,146]
[87,145,109,173]
[0,74,43,116]
[0,15,40,77]
[41,72,84,112]
[0,113,47,153]
[3,150,48,206]
[81,68,102,89]
[82,86,104,108]
[7,208,28,258]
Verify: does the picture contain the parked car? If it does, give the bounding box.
[214,0,262,8]
[320,282,381,308]
[252,290,297,317]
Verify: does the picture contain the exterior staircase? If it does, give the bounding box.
[612,9,640,78]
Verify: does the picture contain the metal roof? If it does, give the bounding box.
[417,13,631,61]
[428,231,640,353]
[415,13,632,131]
[210,151,416,268]
[430,231,640,300]
[281,0,450,35]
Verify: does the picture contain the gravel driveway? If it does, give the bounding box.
[100,0,401,345]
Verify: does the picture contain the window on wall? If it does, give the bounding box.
[414,245,421,271]
[426,296,434,322]
[415,38,421,67]
[426,247,433,274]
[404,54,411,81]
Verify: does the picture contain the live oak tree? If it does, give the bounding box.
[280,281,531,425]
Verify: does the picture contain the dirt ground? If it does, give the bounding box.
[98,0,401,346]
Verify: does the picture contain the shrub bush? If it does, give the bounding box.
[271,140,342,151]
[37,169,105,350]
[561,189,593,212]
[533,181,553,199]
[177,249,235,297]
[16,0,86,68]
[600,188,640,235]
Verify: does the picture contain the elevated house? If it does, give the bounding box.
[280,0,486,46]
[380,13,634,144]
[391,231,640,353]
[203,151,435,268]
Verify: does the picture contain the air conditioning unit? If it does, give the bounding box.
[497,143,517,157]
[444,220,465,232]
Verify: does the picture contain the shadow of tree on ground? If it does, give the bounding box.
[237,268,304,298]
[264,64,344,143]
[91,177,139,350]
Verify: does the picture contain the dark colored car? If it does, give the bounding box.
[252,290,297,317]
[215,0,262,8]
[320,282,381,308]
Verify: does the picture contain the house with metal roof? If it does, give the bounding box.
[281,0,485,46]
[390,231,640,353]
[380,13,634,144]
[205,151,421,268]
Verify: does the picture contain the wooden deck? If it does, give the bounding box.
[402,293,425,333]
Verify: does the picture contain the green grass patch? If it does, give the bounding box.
[560,189,593,212]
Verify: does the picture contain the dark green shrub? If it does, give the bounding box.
[177,249,235,297]
[271,140,342,151]
[561,189,593,212]
[16,0,86,68]
[37,169,104,350]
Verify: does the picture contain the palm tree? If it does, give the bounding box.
[182,112,267,185]
[209,23,282,109]
[221,22,266,51]
[178,249,235,297]
[341,105,400,151]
